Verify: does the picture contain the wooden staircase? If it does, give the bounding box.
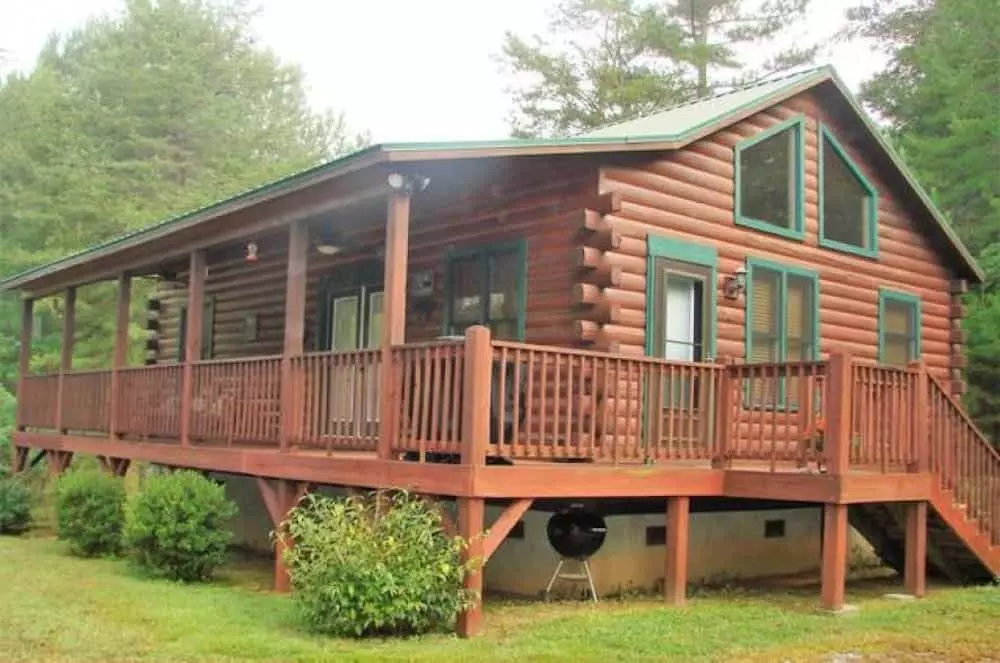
[850,372,1000,584]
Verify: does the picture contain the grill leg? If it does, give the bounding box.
[544,559,565,601]
[583,560,598,603]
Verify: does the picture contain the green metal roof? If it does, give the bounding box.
[0,64,982,293]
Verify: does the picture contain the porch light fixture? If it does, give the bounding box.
[723,265,747,300]
[387,172,431,193]
[315,226,342,256]
[245,241,259,262]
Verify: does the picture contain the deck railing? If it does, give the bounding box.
[928,374,1000,546]
[292,349,382,451]
[18,374,59,430]
[190,356,282,445]
[850,363,919,471]
[391,340,466,458]
[116,364,183,439]
[62,369,112,434]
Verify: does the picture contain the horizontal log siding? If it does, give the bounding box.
[598,91,959,385]
[154,171,596,360]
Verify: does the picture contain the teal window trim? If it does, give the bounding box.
[442,238,528,341]
[878,288,922,364]
[177,295,215,362]
[734,115,807,241]
[818,124,880,258]
[644,235,718,359]
[744,258,820,408]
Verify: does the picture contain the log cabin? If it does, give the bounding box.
[3,65,998,635]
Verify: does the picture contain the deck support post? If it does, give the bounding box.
[280,220,308,452]
[108,274,132,440]
[378,186,411,460]
[98,456,131,478]
[256,477,309,593]
[55,287,76,433]
[456,496,485,638]
[825,349,853,475]
[180,253,206,447]
[664,496,690,605]
[821,503,849,611]
[16,298,34,433]
[46,450,74,477]
[903,501,927,598]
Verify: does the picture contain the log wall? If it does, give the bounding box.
[590,90,962,389]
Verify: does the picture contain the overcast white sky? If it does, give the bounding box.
[0,0,884,142]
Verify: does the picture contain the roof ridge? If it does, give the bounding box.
[579,64,830,137]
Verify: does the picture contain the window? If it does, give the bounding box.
[735,117,806,240]
[645,525,667,546]
[746,260,819,406]
[879,289,921,366]
[764,519,786,539]
[177,297,215,361]
[444,240,527,340]
[819,126,879,257]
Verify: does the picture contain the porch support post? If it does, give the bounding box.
[15,298,34,432]
[664,496,690,605]
[378,187,411,459]
[456,496,485,638]
[179,253,205,446]
[108,274,132,439]
[820,502,849,611]
[280,219,308,452]
[461,326,492,467]
[909,359,930,473]
[55,286,76,433]
[824,349,853,475]
[256,477,309,593]
[904,501,927,598]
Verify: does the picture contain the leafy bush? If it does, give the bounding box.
[125,470,236,581]
[0,387,16,473]
[282,490,474,637]
[55,468,126,556]
[0,474,32,534]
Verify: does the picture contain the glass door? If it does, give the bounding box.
[323,285,383,437]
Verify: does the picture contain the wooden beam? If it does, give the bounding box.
[55,287,77,433]
[108,275,132,439]
[904,501,928,597]
[824,350,853,476]
[16,298,34,431]
[179,253,205,447]
[378,191,410,459]
[482,498,533,562]
[280,220,308,452]
[461,326,492,467]
[456,497,485,638]
[664,496,690,606]
[821,503,848,611]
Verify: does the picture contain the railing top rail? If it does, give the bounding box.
[298,348,383,359]
[928,372,1000,464]
[490,339,725,369]
[23,372,61,379]
[191,354,283,366]
[62,368,113,377]
[851,360,920,375]
[117,363,184,372]
[728,360,828,372]
[389,339,466,350]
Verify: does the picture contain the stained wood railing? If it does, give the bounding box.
[291,349,382,451]
[18,374,60,430]
[928,374,1000,546]
[391,340,465,458]
[61,370,112,434]
[116,364,184,439]
[850,363,919,471]
[190,357,282,445]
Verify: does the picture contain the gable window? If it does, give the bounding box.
[819,126,879,257]
[879,289,921,366]
[444,240,527,341]
[746,260,818,406]
[177,297,215,361]
[735,117,806,240]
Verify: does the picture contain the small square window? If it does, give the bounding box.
[646,525,666,546]
[764,519,786,538]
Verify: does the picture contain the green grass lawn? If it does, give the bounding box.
[0,535,997,663]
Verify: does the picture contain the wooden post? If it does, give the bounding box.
[909,359,929,473]
[456,496,485,637]
[665,496,690,605]
[904,501,927,597]
[257,477,309,593]
[824,349,853,475]
[108,274,132,439]
[378,190,411,459]
[280,220,308,452]
[55,287,76,433]
[712,358,733,468]
[461,326,492,467]
[180,253,205,446]
[820,503,848,611]
[15,298,34,431]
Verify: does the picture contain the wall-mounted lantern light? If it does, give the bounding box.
[723,265,747,300]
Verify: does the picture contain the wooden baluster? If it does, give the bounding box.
[16,298,34,433]
[513,348,523,456]
[497,346,508,456]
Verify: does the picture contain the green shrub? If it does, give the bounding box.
[55,468,126,556]
[282,490,474,637]
[125,470,236,581]
[0,474,33,534]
